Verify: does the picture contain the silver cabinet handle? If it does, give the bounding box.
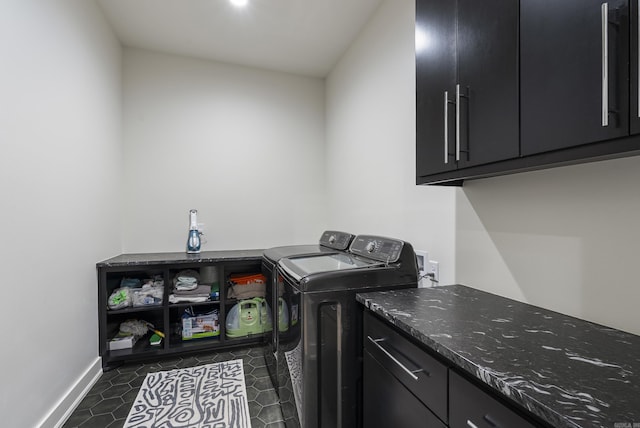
[456,84,462,161]
[483,414,500,427]
[467,415,500,427]
[638,0,639,117]
[602,2,609,127]
[444,91,450,164]
[367,336,424,381]
[455,84,469,161]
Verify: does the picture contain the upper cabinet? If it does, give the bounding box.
[521,0,630,155]
[416,0,640,185]
[415,0,456,177]
[457,0,519,167]
[631,1,640,133]
[416,0,519,178]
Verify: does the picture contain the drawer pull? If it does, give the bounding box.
[366,336,426,381]
[444,90,451,164]
[456,84,462,160]
[467,415,500,428]
[602,2,609,126]
[483,414,500,427]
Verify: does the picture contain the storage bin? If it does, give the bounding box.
[181,309,219,340]
[227,273,267,299]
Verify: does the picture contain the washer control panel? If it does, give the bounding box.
[319,230,355,250]
[350,235,405,263]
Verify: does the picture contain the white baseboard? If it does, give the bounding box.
[36,357,103,428]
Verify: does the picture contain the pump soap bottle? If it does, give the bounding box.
[186,209,202,254]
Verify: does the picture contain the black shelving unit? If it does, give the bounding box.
[97,250,264,370]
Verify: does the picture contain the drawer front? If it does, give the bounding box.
[364,349,447,428]
[450,371,538,428]
[364,312,448,423]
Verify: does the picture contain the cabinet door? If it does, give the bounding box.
[449,371,538,428]
[416,0,457,177]
[521,0,629,156]
[631,0,640,134]
[363,350,447,428]
[457,0,519,167]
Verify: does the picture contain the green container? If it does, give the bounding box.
[226,297,271,338]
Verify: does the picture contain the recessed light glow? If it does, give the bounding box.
[415,27,432,52]
[230,0,248,7]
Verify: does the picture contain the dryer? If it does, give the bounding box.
[276,235,418,428]
[261,231,355,396]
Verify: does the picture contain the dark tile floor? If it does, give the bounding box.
[63,346,284,428]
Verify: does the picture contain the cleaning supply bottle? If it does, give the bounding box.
[186,209,202,254]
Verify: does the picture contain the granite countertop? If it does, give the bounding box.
[97,249,264,267]
[357,284,640,428]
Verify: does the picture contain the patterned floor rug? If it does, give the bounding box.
[124,359,252,428]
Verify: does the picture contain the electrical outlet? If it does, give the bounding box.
[415,250,429,276]
[415,251,429,288]
[429,260,439,283]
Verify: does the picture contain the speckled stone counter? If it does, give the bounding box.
[97,249,264,268]
[357,285,640,428]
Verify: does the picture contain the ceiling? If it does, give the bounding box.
[97,0,384,78]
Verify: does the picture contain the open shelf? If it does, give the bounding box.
[106,333,164,359]
[170,335,222,349]
[168,300,220,309]
[97,254,265,369]
[107,305,164,316]
[224,333,266,344]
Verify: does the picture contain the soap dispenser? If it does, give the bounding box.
[186,209,202,254]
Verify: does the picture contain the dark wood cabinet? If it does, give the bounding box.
[363,312,448,427]
[416,0,640,185]
[521,0,630,155]
[363,350,447,428]
[364,311,448,423]
[631,0,640,133]
[362,311,546,428]
[456,0,519,168]
[415,0,456,176]
[416,0,519,178]
[449,371,537,428]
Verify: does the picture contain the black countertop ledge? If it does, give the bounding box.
[97,249,264,267]
[357,284,640,428]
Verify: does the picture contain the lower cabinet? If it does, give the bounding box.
[449,371,537,428]
[362,311,544,428]
[364,312,448,427]
[363,350,447,428]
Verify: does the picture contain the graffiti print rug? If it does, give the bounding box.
[124,359,251,428]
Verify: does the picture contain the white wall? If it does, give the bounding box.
[326,0,456,283]
[457,156,640,335]
[122,49,327,252]
[0,1,122,427]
